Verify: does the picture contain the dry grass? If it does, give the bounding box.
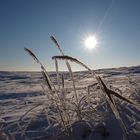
[23,36,140,140]
[0,36,140,140]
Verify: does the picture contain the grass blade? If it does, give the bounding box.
[50,36,79,109]
[24,47,56,91]
[24,48,39,63]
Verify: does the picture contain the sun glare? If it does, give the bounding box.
[84,35,98,50]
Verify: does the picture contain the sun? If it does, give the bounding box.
[84,35,98,50]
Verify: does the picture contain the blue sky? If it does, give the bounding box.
[0,0,140,71]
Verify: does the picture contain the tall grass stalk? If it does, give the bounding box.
[54,59,60,90]
[50,36,79,109]
[24,48,55,92]
[24,48,70,135]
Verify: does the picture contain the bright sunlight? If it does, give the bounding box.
[84,35,98,50]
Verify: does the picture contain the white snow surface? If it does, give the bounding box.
[0,66,140,140]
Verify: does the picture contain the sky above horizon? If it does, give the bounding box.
[0,0,140,71]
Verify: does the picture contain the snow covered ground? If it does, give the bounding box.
[0,66,140,140]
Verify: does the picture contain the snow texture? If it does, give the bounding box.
[0,66,140,140]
